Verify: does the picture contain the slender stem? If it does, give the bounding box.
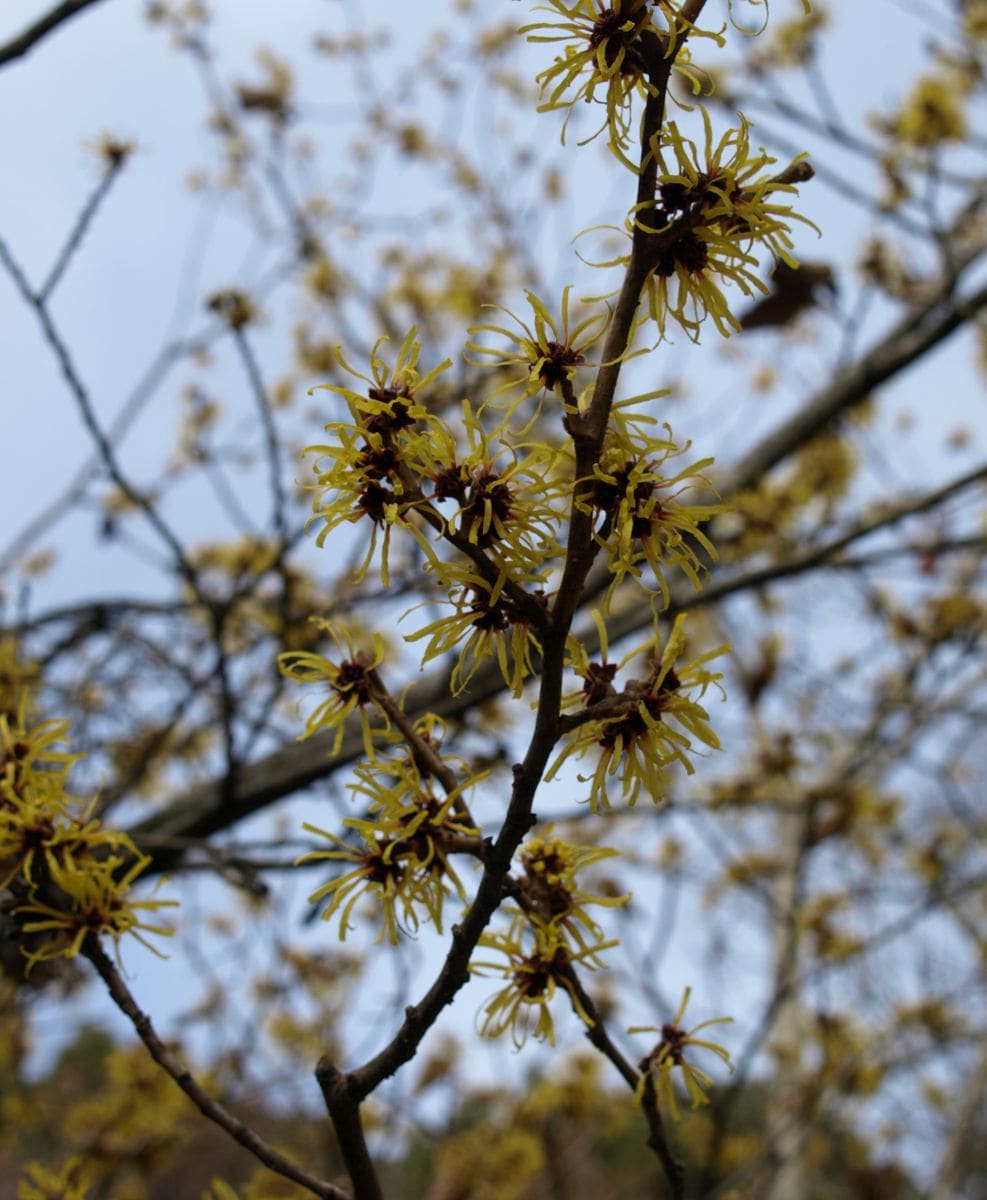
[0,233,201,592]
[84,936,350,1200]
[559,963,684,1199]
[231,325,289,548]
[366,668,479,827]
[0,0,106,68]
[40,162,124,302]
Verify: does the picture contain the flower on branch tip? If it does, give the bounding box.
[15,854,177,973]
[278,622,387,759]
[0,784,120,891]
[631,986,733,1118]
[299,761,482,944]
[206,288,257,330]
[1,702,80,794]
[1,680,177,973]
[473,917,616,1048]
[0,635,40,718]
[466,287,612,423]
[88,132,136,172]
[883,74,968,149]
[549,612,727,810]
[520,1,724,170]
[409,399,568,575]
[312,326,451,424]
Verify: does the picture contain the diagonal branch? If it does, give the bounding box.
[0,0,109,69]
[721,269,987,494]
[84,935,351,1200]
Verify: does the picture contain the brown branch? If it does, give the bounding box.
[231,325,289,549]
[721,274,987,495]
[597,459,987,635]
[83,936,350,1200]
[311,17,722,1178]
[926,1036,987,1195]
[316,1063,383,1200]
[0,325,222,573]
[552,1,712,638]
[640,1074,687,1200]
[557,962,684,1199]
[395,473,551,634]
[366,671,462,795]
[0,0,108,69]
[0,233,201,591]
[40,157,128,302]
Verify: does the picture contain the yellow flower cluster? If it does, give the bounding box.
[521,0,725,170]
[0,638,174,973]
[583,406,722,607]
[18,1158,91,1200]
[280,621,388,757]
[297,721,484,944]
[616,111,819,341]
[468,832,631,1046]
[270,0,821,1106]
[297,328,573,698]
[474,918,610,1047]
[886,74,968,148]
[550,613,727,810]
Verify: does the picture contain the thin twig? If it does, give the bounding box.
[84,936,351,1200]
[40,161,126,302]
[231,326,289,548]
[0,233,201,590]
[0,0,107,69]
[559,960,685,1198]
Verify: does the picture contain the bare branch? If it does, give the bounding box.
[84,936,351,1200]
[0,0,108,70]
[722,269,987,494]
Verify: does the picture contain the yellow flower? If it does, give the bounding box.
[299,750,484,944]
[886,75,968,148]
[582,414,722,608]
[520,1,724,170]
[631,986,733,1118]
[516,830,628,956]
[1,702,80,793]
[0,634,40,717]
[466,287,611,422]
[404,569,547,698]
[407,398,568,577]
[473,917,616,1047]
[1,667,178,974]
[278,622,387,758]
[304,327,451,585]
[18,1158,91,1200]
[16,854,176,972]
[580,110,817,340]
[0,783,118,890]
[548,613,727,810]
